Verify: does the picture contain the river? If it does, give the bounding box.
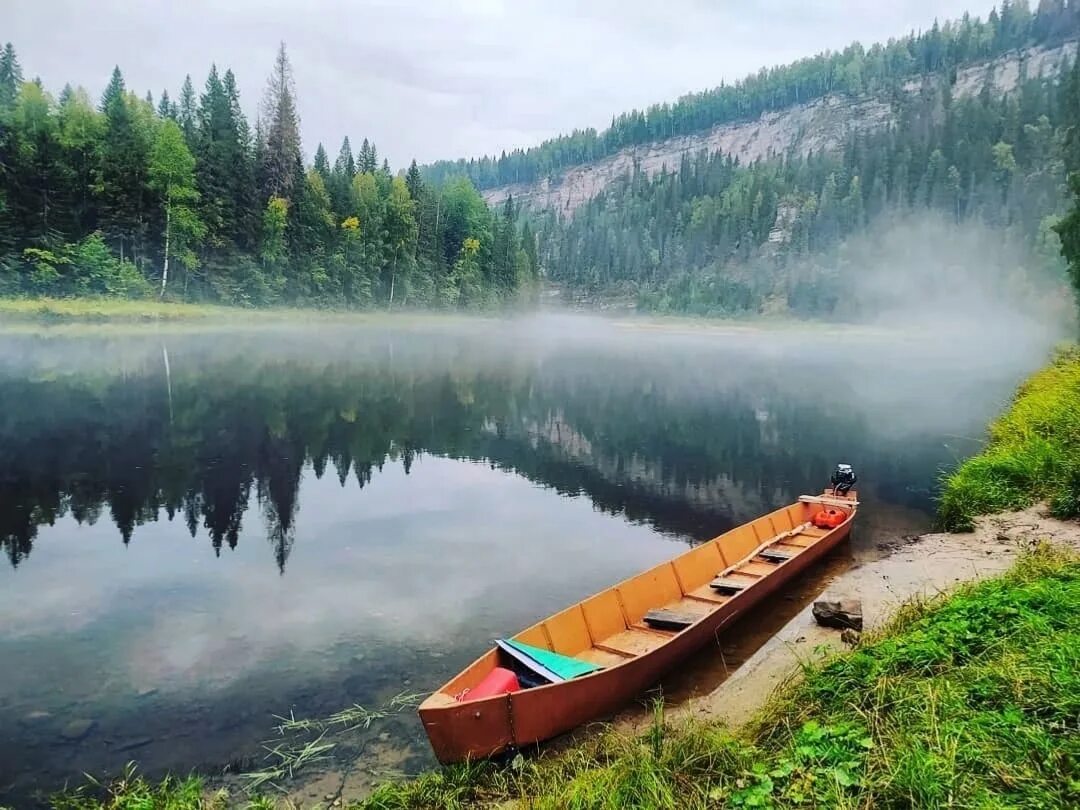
[0,315,1052,804]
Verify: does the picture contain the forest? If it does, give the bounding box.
[0,43,539,308]
[537,54,1078,316]
[5,3,1080,317]
[518,2,1080,316]
[425,0,1080,190]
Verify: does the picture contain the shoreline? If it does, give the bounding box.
[276,504,1080,808]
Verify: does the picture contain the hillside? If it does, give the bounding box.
[482,40,1077,215]
[417,5,1080,319]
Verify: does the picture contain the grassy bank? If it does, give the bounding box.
[939,345,1080,531]
[48,544,1079,809]
[0,297,249,323]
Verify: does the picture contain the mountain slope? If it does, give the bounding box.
[482,40,1077,215]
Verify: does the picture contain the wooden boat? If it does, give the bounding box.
[419,486,858,764]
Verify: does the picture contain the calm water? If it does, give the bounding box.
[0,317,1050,803]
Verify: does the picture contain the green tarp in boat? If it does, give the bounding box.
[496,638,603,682]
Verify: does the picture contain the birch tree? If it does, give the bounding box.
[149,119,201,296]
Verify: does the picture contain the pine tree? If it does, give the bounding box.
[259,42,303,201]
[405,159,423,199]
[223,68,257,249]
[99,67,151,261]
[178,75,197,145]
[329,136,356,215]
[334,136,355,178]
[0,43,22,112]
[157,89,174,120]
[358,138,376,174]
[313,143,330,181]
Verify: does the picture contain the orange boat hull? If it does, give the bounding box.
[420,493,856,763]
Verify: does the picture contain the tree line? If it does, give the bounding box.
[535,55,1077,317]
[0,43,539,307]
[424,1,1080,190]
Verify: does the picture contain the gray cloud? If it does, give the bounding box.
[6,0,990,166]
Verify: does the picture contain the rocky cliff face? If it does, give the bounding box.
[482,41,1077,215]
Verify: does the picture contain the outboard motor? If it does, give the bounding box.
[831,463,857,495]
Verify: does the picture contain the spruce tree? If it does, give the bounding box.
[178,75,197,145]
[157,89,175,120]
[405,159,423,199]
[259,41,303,201]
[99,67,150,260]
[0,43,22,112]
[313,143,330,181]
[334,136,355,178]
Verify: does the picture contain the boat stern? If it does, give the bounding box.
[419,691,515,764]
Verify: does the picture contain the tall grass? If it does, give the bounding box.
[939,344,1080,531]
[49,764,225,810]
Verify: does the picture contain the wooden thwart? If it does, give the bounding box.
[710,576,749,593]
[643,608,698,631]
[799,495,860,508]
[759,548,795,563]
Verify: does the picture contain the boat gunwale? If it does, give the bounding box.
[420,495,857,710]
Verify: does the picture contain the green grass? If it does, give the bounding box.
[939,344,1080,531]
[0,297,247,323]
[48,764,227,810]
[357,543,1080,809]
[49,545,1080,808]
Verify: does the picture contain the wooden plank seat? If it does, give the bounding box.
[759,548,795,563]
[710,576,751,593]
[643,608,698,631]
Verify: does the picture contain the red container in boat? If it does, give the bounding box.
[457,667,520,701]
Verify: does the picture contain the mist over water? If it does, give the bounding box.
[0,313,1058,803]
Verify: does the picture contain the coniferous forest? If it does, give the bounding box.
[0,44,540,308]
[4,2,1080,316]
[520,2,1080,316]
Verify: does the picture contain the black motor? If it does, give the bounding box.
[830,463,857,495]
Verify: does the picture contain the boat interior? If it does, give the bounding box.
[433,496,854,703]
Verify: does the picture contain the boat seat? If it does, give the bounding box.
[642,596,713,631]
[596,628,670,658]
[759,548,794,563]
[711,576,752,593]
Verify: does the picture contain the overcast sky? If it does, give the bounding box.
[7,0,993,167]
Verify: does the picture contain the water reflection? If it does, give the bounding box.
[0,318,1043,803]
[0,323,1015,570]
